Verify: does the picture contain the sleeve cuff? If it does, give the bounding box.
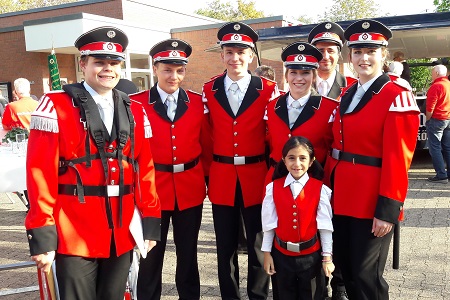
[375,195,403,224]
[26,225,57,256]
[142,217,161,241]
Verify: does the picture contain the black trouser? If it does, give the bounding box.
[137,203,203,300]
[212,180,269,300]
[271,246,321,300]
[333,215,393,300]
[55,238,132,300]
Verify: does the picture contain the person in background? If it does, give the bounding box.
[262,136,334,300]
[255,65,276,81]
[387,61,412,90]
[202,21,279,300]
[131,38,209,300]
[25,26,161,300]
[425,64,450,183]
[308,22,356,100]
[393,51,411,84]
[2,78,38,130]
[325,20,419,299]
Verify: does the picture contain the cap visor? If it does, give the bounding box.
[89,54,125,61]
[286,64,316,70]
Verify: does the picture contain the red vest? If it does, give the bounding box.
[324,75,419,220]
[273,177,321,256]
[131,88,206,211]
[25,90,160,258]
[202,74,278,207]
[265,93,338,184]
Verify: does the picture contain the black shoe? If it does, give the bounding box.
[332,291,349,300]
[427,176,448,183]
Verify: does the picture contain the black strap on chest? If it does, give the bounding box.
[61,83,135,228]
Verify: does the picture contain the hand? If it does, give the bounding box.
[372,218,393,238]
[322,259,335,277]
[31,251,55,273]
[144,240,156,253]
[263,252,276,275]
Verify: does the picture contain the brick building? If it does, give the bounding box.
[0,0,293,101]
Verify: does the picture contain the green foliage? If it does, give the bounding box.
[0,0,78,14]
[2,127,29,143]
[408,59,433,91]
[433,0,450,12]
[195,0,264,21]
[319,0,378,22]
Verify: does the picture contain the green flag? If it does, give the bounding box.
[48,49,62,91]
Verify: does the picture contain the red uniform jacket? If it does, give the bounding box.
[273,177,321,256]
[265,93,338,184]
[25,89,161,258]
[131,87,207,211]
[202,73,278,207]
[324,74,419,223]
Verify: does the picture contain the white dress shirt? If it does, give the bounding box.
[224,73,251,109]
[316,71,336,96]
[261,173,334,254]
[83,82,114,135]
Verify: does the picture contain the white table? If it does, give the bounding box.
[0,144,27,193]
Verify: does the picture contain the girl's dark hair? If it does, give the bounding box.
[272,136,324,181]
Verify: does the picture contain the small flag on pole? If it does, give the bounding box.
[48,49,62,91]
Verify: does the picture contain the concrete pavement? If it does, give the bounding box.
[0,150,449,299]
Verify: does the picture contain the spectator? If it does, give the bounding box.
[387,61,412,90]
[0,90,7,109]
[425,64,450,183]
[2,78,38,130]
[255,65,275,80]
[393,51,411,84]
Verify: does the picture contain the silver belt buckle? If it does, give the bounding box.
[331,148,340,160]
[107,185,120,197]
[173,163,185,173]
[286,241,300,253]
[233,156,246,165]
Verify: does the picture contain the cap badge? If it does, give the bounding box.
[360,33,371,41]
[103,42,116,51]
[298,44,305,51]
[170,51,180,57]
[107,30,116,38]
[232,34,242,41]
[323,32,332,38]
[234,23,241,31]
[325,23,332,29]
[295,54,305,62]
[362,22,370,29]
[172,41,178,47]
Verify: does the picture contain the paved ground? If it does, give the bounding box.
[0,150,449,299]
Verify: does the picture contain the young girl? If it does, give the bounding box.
[261,136,334,299]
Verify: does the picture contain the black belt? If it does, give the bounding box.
[154,157,199,173]
[331,148,382,168]
[213,154,265,165]
[58,184,133,197]
[275,234,318,253]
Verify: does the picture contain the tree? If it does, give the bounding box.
[0,0,78,14]
[409,59,433,91]
[319,0,378,22]
[194,0,264,21]
[433,0,450,12]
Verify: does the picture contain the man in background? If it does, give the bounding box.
[426,64,450,183]
[254,65,275,81]
[2,78,38,130]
